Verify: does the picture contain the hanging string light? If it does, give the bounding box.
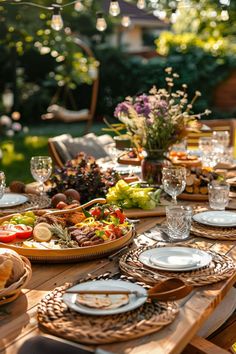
[1,0,231,32]
[51,4,64,31]
[220,8,229,21]
[96,12,107,31]
[109,0,120,16]
[74,0,84,12]
[121,15,131,27]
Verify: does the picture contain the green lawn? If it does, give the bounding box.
[0,121,106,184]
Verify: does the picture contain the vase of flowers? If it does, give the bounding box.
[141,149,168,185]
[114,67,211,184]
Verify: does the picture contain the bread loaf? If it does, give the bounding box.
[0,248,25,286]
[0,259,13,289]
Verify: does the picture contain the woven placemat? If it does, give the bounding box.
[119,244,236,287]
[191,222,236,240]
[37,273,179,344]
[0,194,50,215]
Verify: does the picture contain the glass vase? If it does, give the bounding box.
[141,149,169,185]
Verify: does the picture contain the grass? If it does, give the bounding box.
[0,121,107,184]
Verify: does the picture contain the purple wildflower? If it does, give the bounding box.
[114,102,130,117]
[134,94,151,118]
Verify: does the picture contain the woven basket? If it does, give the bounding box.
[0,256,32,306]
[119,244,236,287]
[0,194,50,216]
[191,222,236,240]
[37,273,179,344]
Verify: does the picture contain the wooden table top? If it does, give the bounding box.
[0,205,236,354]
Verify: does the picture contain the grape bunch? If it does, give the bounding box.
[48,153,120,204]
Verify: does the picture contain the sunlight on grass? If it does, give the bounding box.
[1,141,24,166]
[24,136,48,149]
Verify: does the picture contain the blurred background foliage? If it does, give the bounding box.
[0,0,235,124]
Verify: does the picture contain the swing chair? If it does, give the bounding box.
[42,37,99,133]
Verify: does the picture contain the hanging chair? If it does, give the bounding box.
[41,38,99,133]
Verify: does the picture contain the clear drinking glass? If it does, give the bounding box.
[166,205,192,240]
[208,180,230,210]
[198,137,213,154]
[0,171,6,199]
[212,131,230,150]
[162,166,186,204]
[30,156,52,195]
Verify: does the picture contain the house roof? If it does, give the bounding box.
[103,0,168,27]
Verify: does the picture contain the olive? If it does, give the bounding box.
[51,193,67,208]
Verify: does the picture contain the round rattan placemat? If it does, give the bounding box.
[0,194,50,215]
[119,244,236,287]
[191,222,236,240]
[37,274,179,344]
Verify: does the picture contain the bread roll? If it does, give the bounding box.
[0,248,25,286]
[0,259,13,289]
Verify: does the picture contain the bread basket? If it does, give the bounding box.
[0,255,32,306]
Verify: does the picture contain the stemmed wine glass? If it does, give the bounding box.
[30,156,52,195]
[162,166,186,204]
[0,171,6,199]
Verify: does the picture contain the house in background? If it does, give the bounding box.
[103,0,169,55]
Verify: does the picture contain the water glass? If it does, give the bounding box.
[30,156,52,195]
[166,205,192,240]
[198,137,213,153]
[0,171,6,199]
[162,166,186,204]
[208,180,230,210]
[212,131,230,150]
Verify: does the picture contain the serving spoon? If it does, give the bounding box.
[65,278,193,301]
[43,198,107,216]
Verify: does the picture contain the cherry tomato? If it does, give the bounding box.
[90,207,101,218]
[0,230,17,243]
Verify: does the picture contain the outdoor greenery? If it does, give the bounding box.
[0,121,106,184]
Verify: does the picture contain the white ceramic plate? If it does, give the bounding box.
[0,193,28,208]
[139,247,212,271]
[63,280,147,316]
[193,211,236,227]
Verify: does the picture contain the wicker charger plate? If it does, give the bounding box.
[0,256,32,306]
[37,273,179,345]
[119,244,235,287]
[0,194,50,215]
[0,228,135,263]
[191,221,236,240]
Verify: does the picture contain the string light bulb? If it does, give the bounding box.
[221,8,229,21]
[51,5,63,31]
[137,0,146,10]
[109,0,120,17]
[74,0,84,12]
[96,12,107,31]
[121,15,131,27]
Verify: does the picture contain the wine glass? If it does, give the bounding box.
[0,171,6,199]
[162,166,186,204]
[30,156,52,195]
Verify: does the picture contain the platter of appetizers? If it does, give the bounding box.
[117,150,143,166]
[169,151,201,167]
[178,167,220,201]
[0,200,134,262]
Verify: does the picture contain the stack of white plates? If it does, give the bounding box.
[139,247,212,272]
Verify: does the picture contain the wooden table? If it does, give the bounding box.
[0,210,236,354]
